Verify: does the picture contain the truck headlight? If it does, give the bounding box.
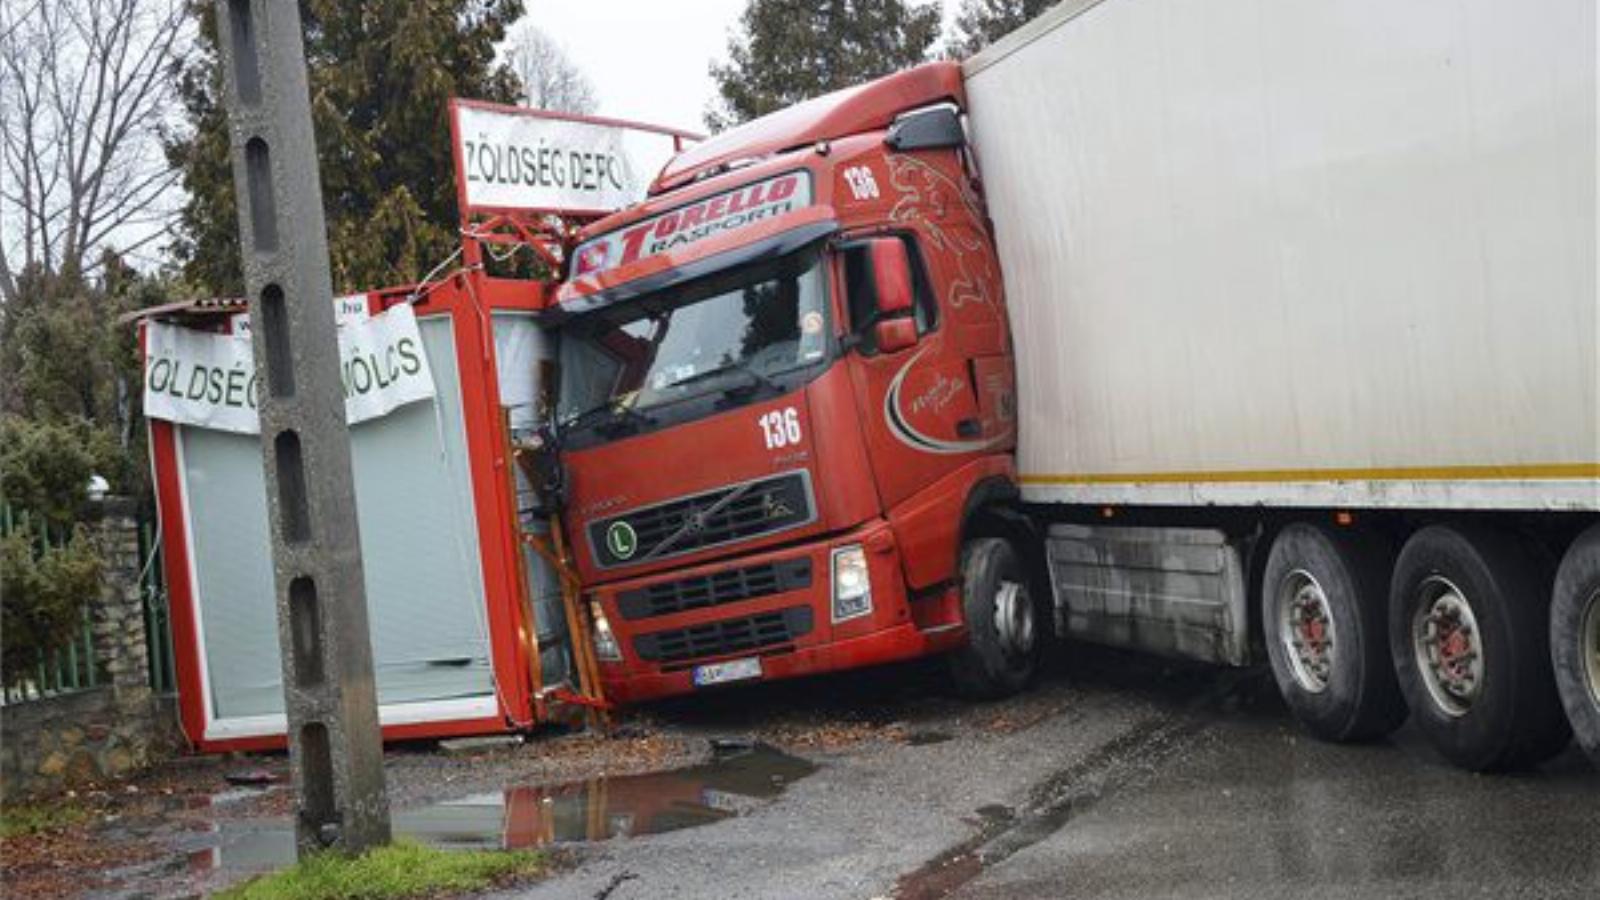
[589,600,622,661]
[831,545,872,623]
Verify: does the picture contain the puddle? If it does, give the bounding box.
[175,742,815,887]
[903,730,954,746]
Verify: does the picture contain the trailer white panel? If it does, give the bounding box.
[965,0,1598,510]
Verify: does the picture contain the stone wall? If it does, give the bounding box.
[0,687,172,797]
[1,498,183,800]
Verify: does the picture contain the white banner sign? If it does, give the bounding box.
[453,103,687,215]
[337,304,436,425]
[144,323,261,434]
[144,304,436,435]
[231,293,369,335]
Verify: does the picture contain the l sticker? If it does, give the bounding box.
[606,520,639,560]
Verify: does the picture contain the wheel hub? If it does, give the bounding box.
[994,580,1035,660]
[1278,570,1336,693]
[1412,576,1484,717]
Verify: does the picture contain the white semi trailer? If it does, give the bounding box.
[962,0,1598,770]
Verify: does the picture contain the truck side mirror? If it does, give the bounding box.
[874,317,918,354]
[885,106,965,151]
[869,238,914,316]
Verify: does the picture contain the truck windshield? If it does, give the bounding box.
[557,246,829,441]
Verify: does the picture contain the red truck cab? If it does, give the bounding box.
[548,62,1032,703]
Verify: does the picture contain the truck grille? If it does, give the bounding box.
[616,559,812,621]
[589,470,815,569]
[632,607,814,665]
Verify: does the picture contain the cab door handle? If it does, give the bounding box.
[956,418,981,438]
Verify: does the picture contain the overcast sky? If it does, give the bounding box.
[525,0,960,133]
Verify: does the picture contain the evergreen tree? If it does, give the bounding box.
[166,0,524,296]
[947,0,1056,58]
[0,257,165,497]
[707,0,941,131]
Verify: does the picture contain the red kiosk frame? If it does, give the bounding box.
[145,104,698,752]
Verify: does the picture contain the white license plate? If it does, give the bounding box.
[692,656,762,687]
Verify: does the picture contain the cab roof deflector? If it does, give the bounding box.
[650,62,965,194]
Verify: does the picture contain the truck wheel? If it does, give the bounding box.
[1550,525,1600,766]
[1389,526,1570,771]
[1262,524,1404,742]
[948,537,1040,699]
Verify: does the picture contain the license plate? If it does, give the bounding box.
[692,656,762,687]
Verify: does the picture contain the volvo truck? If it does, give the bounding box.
[541,0,1598,772]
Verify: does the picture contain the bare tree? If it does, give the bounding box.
[0,0,187,300]
[504,23,597,115]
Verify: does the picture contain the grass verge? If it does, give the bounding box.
[217,840,546,900]
[0,802,90,839]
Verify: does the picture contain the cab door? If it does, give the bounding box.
[837,226,1010,512]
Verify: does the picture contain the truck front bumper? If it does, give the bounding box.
[590,519,967,705]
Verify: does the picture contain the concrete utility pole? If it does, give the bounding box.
[212,0,390,856]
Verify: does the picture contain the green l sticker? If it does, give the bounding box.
[606,521,638,560]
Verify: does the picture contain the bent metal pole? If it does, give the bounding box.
[212,0,390,856]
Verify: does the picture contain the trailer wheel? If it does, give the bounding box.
[948,537,1040,699]
[1389,526,1570,771]
[1551,525,1600,767]
[1262,524,1404,742]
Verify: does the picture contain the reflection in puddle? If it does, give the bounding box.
[185,742,815,883]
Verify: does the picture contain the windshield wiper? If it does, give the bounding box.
[667,358,784,397]
[559,399,654,436]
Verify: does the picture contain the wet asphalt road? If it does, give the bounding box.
[945,692,1600,900]
[506,649,1600,900]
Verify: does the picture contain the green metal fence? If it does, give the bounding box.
[1,503,100,704]
[1,503,177,703]
[139,520,178,695]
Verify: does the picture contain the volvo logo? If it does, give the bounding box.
[605,521,638,560]
[763,494,794,519]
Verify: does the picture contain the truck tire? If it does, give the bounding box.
[1388,526,1570,771]
[1262,524,1404,742]
[947,537,1040,699]
[1550,525,1600,766]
